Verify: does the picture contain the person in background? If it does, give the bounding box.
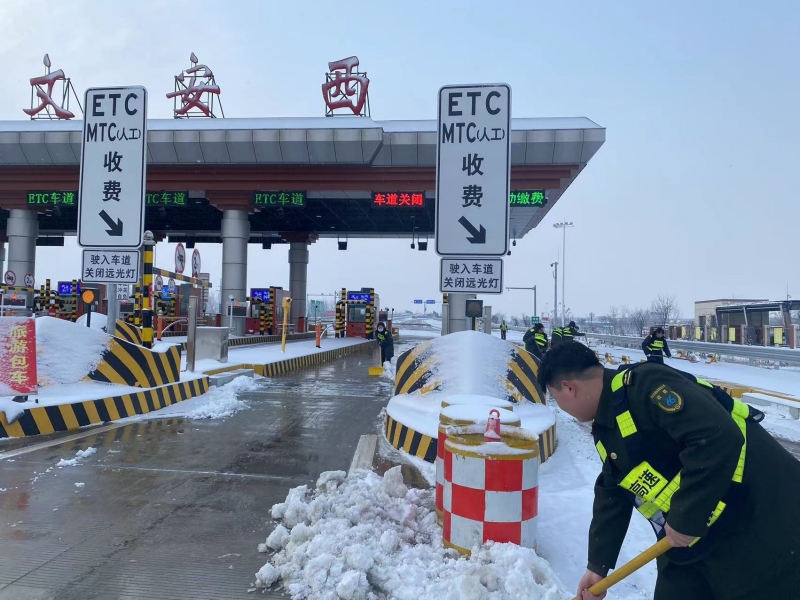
[562,320,586,343]
[376,322,394,364]
[551,325,563,347]
[643,327,672,364]
[523,322,549,360]
[500,320,508,340]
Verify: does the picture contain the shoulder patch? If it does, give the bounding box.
[650,385,684,413]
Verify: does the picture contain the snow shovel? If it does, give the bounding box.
[572,537,671,600]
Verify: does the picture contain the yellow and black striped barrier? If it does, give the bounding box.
[384,414,437,462]
[203,339,374,377]
[114,320,144,346]
[0,378,210,439]
[388,338,557,464]
[87,337,181,388]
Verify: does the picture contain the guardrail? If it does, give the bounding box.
[586,333,800,365]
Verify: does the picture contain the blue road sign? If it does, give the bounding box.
[413,299,423,304]
[425,300,436,304]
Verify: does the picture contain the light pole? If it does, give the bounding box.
[506,286,537,324]
[550,261,558,330]
[553,221,574,326]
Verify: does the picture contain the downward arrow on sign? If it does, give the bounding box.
[458,216,486,244]
[99,210,124,236]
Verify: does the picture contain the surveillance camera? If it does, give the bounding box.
[507,250,512,256]
[411,243,415,249]
[512,239,517,247]
[229,295,234,302]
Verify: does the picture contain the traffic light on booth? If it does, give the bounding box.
[465,300,483,319]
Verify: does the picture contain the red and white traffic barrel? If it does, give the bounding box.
[442,423,539,554]
[436,403,519,520]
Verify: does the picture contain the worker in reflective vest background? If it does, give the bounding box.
[538,343,800,600]
[523,322,548,360]
[551,325,563,347]
[642,327,672,363]
[500,320,508,340]
[562,320,585,343]
[376,322,394,365]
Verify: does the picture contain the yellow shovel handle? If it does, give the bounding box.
[574,537,671,599]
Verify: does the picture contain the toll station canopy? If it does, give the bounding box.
[0,116,604,243]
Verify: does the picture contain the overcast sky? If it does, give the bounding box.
[1,0,797,319]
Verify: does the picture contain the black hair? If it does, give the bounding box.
[654,327,665,335]
[538,341,602,392]
[569,321,577,328]
[534,323,545,331]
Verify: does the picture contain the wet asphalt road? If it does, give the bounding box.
[0,339,416,600]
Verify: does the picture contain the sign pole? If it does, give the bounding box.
[107,284,118,336]
[142,233,155,348]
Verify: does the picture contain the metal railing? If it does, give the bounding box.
[586,333,800,365]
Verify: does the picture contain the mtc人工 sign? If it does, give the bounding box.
[509,190,545,207]
[439,258,504,294]
[254,191,306,208]
[371,192,425,208]
[0,317,38,395]
[77,86,148,249]
[146,191,188,206]
[27,191,78,206]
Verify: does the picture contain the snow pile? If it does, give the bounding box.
[255,467,569,599]
[35,317,111,386]
[56,447,97,467]
[76,312,108,332]
[144,375,258,420]
[431,331,515,399]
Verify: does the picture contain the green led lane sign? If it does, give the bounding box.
[372,192,425,208]
[146,191,188,207]
[254,191,306,208]
[509,190,546,207]
[27,191,77,206]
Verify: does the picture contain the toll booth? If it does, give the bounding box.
[246,287,290,335]
[338,288,379,339]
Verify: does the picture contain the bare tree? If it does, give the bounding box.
[510,315,520,326]
[492,311,506,325]
[651,294,680,327]
[521,313,530,327]
[606,305,621,335]
[629,307,650,336]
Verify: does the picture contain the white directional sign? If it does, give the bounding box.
[81,249,140,284]
[78,86,148,249]
[175,243,186,274]
[440,258,504,295]
[436,84,511,257]
[191,248,201,279]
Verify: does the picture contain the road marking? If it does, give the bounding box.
[349,434,377,474]
[0,422,127,461]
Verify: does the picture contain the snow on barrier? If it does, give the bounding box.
[385,331,557,464]
[0,377,210,438]
[443,425,539,554]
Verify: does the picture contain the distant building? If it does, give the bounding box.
[694,298,767,328]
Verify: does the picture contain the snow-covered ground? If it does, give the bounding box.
[255,407,657,600]
[128,375,259,420]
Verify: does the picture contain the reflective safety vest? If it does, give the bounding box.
[647,338,666,354]
[535,333,547,349]
[594,364,763,562]
[562,326,577,341]
[552,328,563,339]
[377,331,388,343]
[501,322,508,331]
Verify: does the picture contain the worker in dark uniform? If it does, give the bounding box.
[643,327,672,364]
[538,343,800,600]
[500,320,508,340]
[376,322,394,364]
[523,323,548,360]
[551,325,563,347]
[562,320,585,342]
